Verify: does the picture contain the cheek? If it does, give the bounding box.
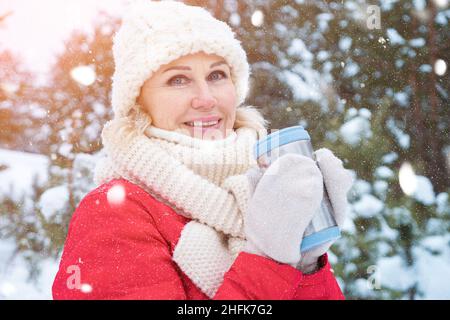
[217,84,237,126]
[148,92,190,129]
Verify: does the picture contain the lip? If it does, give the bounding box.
[183,118,223,137]
[185,116,222,123]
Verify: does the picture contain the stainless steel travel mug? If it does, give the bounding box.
[254,126,341,253]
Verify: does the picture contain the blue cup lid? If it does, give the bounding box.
[254,125,310,159]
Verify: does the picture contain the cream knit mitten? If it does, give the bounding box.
[296,148,354,273]
[243,154,324,267]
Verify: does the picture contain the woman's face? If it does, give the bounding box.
[137,51,237,140]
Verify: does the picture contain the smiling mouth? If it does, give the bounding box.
[183,119,222,128]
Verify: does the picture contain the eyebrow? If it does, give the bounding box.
[162,60,227,73]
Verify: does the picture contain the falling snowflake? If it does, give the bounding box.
[80,283,93,294]
[107,184,126,206]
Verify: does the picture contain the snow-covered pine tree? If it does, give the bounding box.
[1,13,119,280]
[35,12,119,244]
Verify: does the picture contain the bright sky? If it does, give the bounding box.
[0,0,129,75]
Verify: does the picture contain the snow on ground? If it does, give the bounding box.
[0,239,59,300]
[0,148,58,299]
[377,235,450,299]
[0,148,49,201]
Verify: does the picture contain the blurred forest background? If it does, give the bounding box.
[0,0,449,299]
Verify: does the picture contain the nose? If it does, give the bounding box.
[191,81,217,110]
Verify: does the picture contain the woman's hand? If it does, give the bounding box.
[296,148,354,273]
[313,148,354,227]
[243,153,324,266]
[242,148,354,272]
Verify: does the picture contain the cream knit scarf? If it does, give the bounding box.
[93,119,262,298]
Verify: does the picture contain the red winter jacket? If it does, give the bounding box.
[52,178,345,300]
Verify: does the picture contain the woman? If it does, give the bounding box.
[52,1,353,300]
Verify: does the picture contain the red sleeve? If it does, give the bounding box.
[214,252,345,300]
[52,188,188,300]
[53,183,344,300]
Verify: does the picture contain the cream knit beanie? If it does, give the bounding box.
[111,0,250,119]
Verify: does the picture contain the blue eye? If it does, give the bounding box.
[209,70,227,81]
[168,75,189,86]
[167,71,227,86]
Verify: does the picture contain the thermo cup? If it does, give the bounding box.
[254,126,341,253]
